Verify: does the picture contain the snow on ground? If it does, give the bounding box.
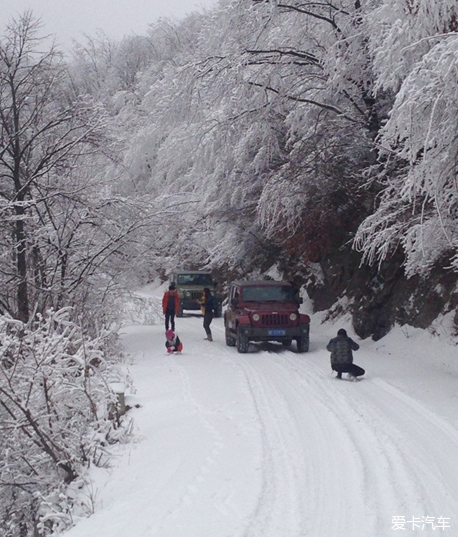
[63,285,458,537]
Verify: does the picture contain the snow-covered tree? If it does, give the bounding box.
[0,309,128,536]
[0,14,164,326]
[0,14,111,321]
[119,0,381,273]
[355,1,458,276]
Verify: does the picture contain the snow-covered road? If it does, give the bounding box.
[64,288,458,537]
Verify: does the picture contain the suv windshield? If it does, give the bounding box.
[241,286,296,302]
[177,273,213,285]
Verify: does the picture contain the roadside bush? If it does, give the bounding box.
[0,308,128,536]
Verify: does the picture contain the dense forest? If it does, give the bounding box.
[1,1,458,535]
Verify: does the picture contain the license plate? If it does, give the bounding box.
[268,329,286,336]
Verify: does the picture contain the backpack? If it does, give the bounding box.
[167,291,176,311]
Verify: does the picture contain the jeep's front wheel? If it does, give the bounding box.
[236,328,249,353]
[296,332,309,353]
[177,306,184,318]
[225,328,236,347]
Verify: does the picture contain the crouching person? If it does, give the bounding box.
[327,328,365,380]
[165,330,183,354]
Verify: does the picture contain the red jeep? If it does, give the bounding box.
[224,280,310,353]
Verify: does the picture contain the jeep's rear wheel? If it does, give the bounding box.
[225,328,236,347]
[236,328,249,353]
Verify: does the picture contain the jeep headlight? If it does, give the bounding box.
[184,291,191,298]
[252,313,260,321]
[290,313,297,321]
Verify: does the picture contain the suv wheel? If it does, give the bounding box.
[282,339,292,347]
[236,327,249,353]
[177,306,184,318]
[225,328,236,347]
[296,333,309,353]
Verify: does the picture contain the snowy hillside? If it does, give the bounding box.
[62,284,458,537]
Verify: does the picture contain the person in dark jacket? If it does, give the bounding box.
[326,328,365,380]
[198,287,215,341]
[162,283,180,332]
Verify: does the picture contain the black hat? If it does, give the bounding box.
[337,328,347,336]
[169,283,176,290]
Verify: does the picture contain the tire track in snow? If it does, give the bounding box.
[224,351,372,537]
[209,323,372,536]
[280,352,458,535]
[281,354,426,532]
[235,357,306,537]
[215,327,457,536]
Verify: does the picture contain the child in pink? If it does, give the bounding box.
[165,330,183,353]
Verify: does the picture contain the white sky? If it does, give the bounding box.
[1,0,217,49]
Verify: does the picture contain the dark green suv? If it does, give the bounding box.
[169,270,223,317]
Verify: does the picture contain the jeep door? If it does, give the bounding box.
[225,285,240,330]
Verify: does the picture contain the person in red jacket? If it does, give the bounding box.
[162,283,180,332]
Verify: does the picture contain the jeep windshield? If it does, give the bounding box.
[176,274,213,285]
[241,286,296,302]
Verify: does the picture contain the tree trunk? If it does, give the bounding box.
[14,203,30,323]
